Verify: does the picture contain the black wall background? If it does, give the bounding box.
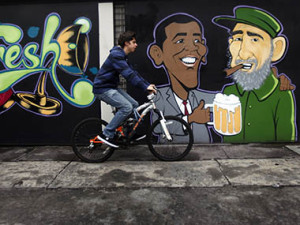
[125,0,300,142]
[0,2,100,145]
[0,0,299,144]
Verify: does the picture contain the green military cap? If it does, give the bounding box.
[213,7,282,38]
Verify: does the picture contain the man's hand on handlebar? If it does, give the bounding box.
[147,84,157,94]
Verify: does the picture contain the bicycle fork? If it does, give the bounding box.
[158,111,172,141]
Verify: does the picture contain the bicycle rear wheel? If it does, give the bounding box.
[71,118,114,163]
[147,115,193,161]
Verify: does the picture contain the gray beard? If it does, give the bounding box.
[232,57,272,91]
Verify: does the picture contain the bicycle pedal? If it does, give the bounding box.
[134,135,146,141]
[90,136,103,144]
[102,147,113,154]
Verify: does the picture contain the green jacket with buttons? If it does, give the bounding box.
[223,72,296,143]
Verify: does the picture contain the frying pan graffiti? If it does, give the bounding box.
[0,13,95,116]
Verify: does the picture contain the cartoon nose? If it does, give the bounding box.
[185,40,198,51]
[238,40,252,60]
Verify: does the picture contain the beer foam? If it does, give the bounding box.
[214,93,240,104]
[214,93,240,113]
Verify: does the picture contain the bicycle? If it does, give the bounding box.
[71,93,194,163]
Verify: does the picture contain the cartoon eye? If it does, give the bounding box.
[234,37,242,41]
[252,38,259,42]
[194,39,201,43]
[176,39,184,44]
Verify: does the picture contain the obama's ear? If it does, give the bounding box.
[272,36,287,62]
[149,44,164,66]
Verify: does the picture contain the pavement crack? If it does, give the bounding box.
[220,147,230,159]
[46,160,72,189]
[13,146,36,161]
[215,159,231,186]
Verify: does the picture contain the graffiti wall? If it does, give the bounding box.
[0,2,99,144]
[126,0,299,143]
[0,0,299,145]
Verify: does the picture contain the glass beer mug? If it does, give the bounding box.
[205,93,242,136]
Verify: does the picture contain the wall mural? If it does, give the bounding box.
[148,13,215,143]
[147,6,297,143]
[0,12,95,117]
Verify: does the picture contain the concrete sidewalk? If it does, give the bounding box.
[0,144,300,189]
[0,144,300,225]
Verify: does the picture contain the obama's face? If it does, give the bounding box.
[150,21,207,89]
[163,21,207,88]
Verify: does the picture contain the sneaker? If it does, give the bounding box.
[97,133,119,148]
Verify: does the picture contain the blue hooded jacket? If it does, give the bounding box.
[93,46,149,94]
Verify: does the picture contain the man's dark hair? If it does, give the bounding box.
[153,13,203,48]
[118,31,136,48]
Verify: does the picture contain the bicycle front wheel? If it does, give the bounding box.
[147,115,193,161]
[71,118,114,163]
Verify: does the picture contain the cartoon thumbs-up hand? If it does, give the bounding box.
[188,100,210,124]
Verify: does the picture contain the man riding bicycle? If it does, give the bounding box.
[93,31,156,148]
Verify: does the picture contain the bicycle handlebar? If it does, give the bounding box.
[147,92,156,100]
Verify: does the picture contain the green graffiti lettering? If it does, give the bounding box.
[0,46,5,60]
[0,14,60,92]
[0,68,47,93]
[5,45,22,69]
[23,44,40,69]
[40,14,60,70]
[0,25,22,44]
[0,13,94,107]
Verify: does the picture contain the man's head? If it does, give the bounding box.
[118,31,138,54]
[148,13,208,89]
[213,6,287,90]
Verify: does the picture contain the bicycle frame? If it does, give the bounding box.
[127,93,172,141]
[89,93,172,145]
